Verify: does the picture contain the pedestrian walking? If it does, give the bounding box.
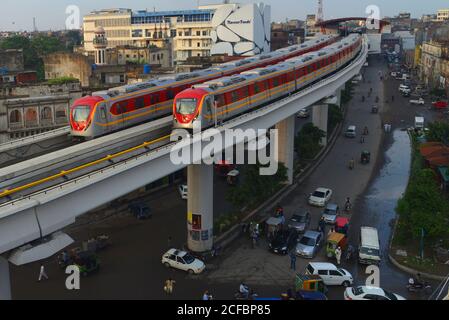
[335,247,342,265]
[203,290,212,300]
[318,217,326,234]
[164,278,176,295]
[360,136,365,143]
[289,252,297,271]
[348,158,355,170]
[38,264,48,282]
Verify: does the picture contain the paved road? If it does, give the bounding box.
[10,56,436,300]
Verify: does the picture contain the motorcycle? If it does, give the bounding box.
[407,279,432,294]
[346,245,355,261]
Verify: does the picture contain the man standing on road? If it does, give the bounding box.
[335,247,342,265]
[289,252,297,271]
[164,278,176,295]
[38,264,48,282]
[318,217,326,234]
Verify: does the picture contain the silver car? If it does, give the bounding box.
[288,212,311,233]
[321,203,339,224]
[296,230,323,258]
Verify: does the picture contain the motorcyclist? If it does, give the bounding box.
[239,283,250,299]
[345,197,352,211]
[348,158,355,170]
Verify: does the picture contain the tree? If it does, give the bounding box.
[295,123,326,160]
[226,163,287,208]
[328,104,343,133]
[426,121,449,144]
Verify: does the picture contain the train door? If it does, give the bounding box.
[204,95,215,127]
[97,103,108,136]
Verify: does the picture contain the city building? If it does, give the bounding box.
[271,21,305,51]
[0,49,37,86]
[437,9,449,21]
[419,26,449,96]
[0,82,82,142]
[305,14,321,36]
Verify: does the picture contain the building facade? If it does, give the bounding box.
[83,8,214,65]
[437,9,449,21]
[420,40,449,95]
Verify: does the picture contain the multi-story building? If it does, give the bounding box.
[420,26,449,96]
[437,9,449,21]
[83,8,214,65]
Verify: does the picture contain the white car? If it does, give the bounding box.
[178,184,188,200]
[344,286,406,300]
[399,84,410,92]
[305,262,353,287]
[162,249,205,274]
[409,98,425,105]
[297,109,310,118]
[308,187,333,207]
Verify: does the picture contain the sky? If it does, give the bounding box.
[0,0,447,31]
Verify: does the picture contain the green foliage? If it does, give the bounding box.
[295,123,326,160]
[226,163,288,208]
[430,88,447,98]
[341,82,354,105]
[328,104,343,133]
[396,134,449,244]
[426,121,449,144]
[0,35,69,81]
[47,76,78,85]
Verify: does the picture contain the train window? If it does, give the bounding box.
[273,78,279,87]
[215,94,225,107]
[118,102,128,114]
[254,83,260,94]
[151,94,159,104]
[135,97,145,109]
[308,65,313,73]
[231,91,238,103]
[241,86,249,97]
[167,89,174,100]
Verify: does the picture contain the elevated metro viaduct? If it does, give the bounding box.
[316,17,391,54]
[0,38,368,299]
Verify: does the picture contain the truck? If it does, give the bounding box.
[358,227,381,265]
[415,116,424,129]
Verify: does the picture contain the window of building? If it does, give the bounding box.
[196,31,201,36]
[9,109,22,123]
[202,30,207,36]
[41,107,52,121]
[119,75,125,83]
[197,42,201,47]
[171,30,177,38]
[178,31,183,37]
[55,106,66,119]
[132,29,143,38]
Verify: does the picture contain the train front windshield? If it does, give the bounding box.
[176,98,197,115]
[72,106,91,122]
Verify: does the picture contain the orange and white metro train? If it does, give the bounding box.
[69,35,337,138]
[173,34,362,131]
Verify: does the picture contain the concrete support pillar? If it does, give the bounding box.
[0,256,11,300]
[187,164,214,253]
[276,115,295,185]
[312,103,329,147]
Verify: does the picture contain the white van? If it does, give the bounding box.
[415,116,424,129]
[358,227,381,265]
[305,262,353,287]
[345,125,356,138]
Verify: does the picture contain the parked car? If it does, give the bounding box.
[287,212,311,233]
[178,184,188,200]
[321,203,340,224]
[296,231,323,258]
[297,109,310,118]
[162,249,205,274]
[409,98,425,105]
[344,286,406,300]
[401,90,411,97]
[128,201,152,220]
[399,84,410,92]
[268,229,299,255]
[305,262,353,287]
[308,188,333,207]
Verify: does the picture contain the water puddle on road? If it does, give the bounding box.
[362,130,411,250]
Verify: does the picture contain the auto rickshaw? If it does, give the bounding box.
[335,217,350,235]
[361,150,370,164]
[326,232,347,259]
[265,216,283,240]
[227,169,240,186]
[73,251,100,276]
[295,274,328,297]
